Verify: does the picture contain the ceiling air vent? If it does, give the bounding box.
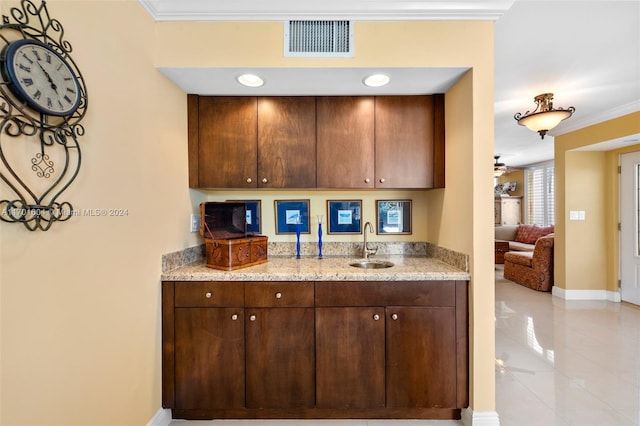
[284,20,354,58]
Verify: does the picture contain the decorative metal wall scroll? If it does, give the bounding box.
[0,0,88,231]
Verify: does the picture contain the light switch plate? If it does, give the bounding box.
[190,214,200,232]
[569,210,585,221]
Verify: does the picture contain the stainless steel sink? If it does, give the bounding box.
[349,260,394,269]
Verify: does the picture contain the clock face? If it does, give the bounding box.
[1,39,81,117]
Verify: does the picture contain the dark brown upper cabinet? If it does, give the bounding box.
[374,95,444,189]
[188,94,444,189]
[257,97,316,188]
[316,96,376,189]
[191,96,258,188]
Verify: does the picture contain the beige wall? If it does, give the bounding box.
[425,69,496,410]
[554,112,640,292]
[0,1,200,424]
[0,1,496,424]
[499,169,524,198]
[563,151,608,290]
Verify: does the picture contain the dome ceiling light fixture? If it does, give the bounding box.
[494,155,508,177]
[514,93,575,139]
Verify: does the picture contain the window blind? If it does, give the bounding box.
[525,164,555,226]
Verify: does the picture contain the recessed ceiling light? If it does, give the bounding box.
[363,74,390,87]
[237,74,264,87]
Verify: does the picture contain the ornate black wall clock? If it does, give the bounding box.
[0,0,88,231]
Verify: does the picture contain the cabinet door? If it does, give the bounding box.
[174,307,245,409]
[316,307,385,408]
[500,198,522,225]
[386,307,457,408]
[316,96,375,188]
[245,308,315,408]
[257,97,316,188]
[374,96,435,188]
[197,96,258,188]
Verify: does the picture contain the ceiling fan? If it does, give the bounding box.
[494,156,508,177]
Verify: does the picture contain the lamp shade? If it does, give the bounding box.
[514,93,574,139]
[518,109,572,132]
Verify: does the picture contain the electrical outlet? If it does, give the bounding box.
[190,214,200,232]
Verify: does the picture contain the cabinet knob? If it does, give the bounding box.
[205,292,212,299]
[379,178,386,184]
[373,314,380,321]
[250,314,257,321]
[262,178,268,184]
[246,177,252,183]
[231,314,238,321]
[391,313,398,321]
[275,292,282,299]
[364,178,370,184]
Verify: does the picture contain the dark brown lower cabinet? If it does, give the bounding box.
[315,307,385,408]
[174,307,245,409]
[162,280,468,420]
[386,307,457,408]
[245,307,315,408]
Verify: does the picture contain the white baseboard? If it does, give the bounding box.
[552,286,620,302]
[462,407,500,426]
[147,408,171,426]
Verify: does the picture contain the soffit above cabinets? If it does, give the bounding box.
[158,67,469,96]
[138,0,515,22]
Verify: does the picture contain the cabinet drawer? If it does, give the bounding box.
[245,282,314,307]
[315,281,456,307]
[175,282,244,307]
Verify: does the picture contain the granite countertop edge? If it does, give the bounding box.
[161,255,470,282]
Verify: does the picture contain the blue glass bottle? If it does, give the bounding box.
[295,220,301,259]
[318,218,323,259]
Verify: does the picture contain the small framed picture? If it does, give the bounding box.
[275,199,310,234]
[227,200,261,234]
[376,200,412,235]
[327,200,362,234]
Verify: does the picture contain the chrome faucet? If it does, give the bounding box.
[362,221,378,259]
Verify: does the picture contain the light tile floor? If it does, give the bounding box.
[170,267,640,426]
[495,265,640,426]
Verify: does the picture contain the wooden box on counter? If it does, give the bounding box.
[200,202,268,270]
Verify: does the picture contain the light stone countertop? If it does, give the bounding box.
[161,255,470,282]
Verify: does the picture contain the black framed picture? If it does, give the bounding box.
[227,200,261,234]
[376,199,412,234]
[327,200,362,234]
[275,199,310,234]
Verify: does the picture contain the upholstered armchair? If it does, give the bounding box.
[503,235,554,292]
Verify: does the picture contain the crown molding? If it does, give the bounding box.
[137,0,514,22]
[552,99,640,136]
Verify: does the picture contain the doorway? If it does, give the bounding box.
[620,150,640,305]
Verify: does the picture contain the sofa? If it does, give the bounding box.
[496,224,555,292]
[495,224,554,252]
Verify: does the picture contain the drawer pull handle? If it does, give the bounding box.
[275,292,282,299]
[250,314,257,321]
[391,313,398,320]
[246,177,252,183]
[205,292,212,299]
[379,177,386,183]
[262,178,268,184]
[364,178,370,183]
[373,314,380,321]
[231,314,238,321]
